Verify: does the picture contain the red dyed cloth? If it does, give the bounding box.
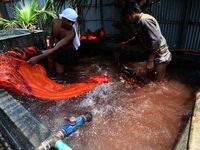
[0,54,108,100]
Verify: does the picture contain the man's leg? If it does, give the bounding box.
[55,62,66,80]
[154,62,168,82]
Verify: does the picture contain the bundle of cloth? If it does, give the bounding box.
[0,47,108,100]
[5,46,39,60]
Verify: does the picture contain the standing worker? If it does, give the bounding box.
[120,2,172,82]
[28,8,80,80]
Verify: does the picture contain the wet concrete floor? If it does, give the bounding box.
[11,52,200,150]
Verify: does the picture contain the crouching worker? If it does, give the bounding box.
[119,3,172,82]
[27,8,80,80]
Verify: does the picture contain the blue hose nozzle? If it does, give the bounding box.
[63,112,92,137]
[37,112,92,150]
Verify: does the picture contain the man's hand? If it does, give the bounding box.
[27,56,39,65]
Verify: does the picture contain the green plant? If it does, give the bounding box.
[15,0,57,28]
[0,17,18,29]
[15,0,38,28]
[36,0,58,29]
[0,0,57,30]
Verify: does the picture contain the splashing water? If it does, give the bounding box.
[14,54,197,150]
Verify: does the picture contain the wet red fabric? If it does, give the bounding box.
[6,47,39,60]
[0,54,108,100]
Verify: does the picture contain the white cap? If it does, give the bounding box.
[59,8,78,22]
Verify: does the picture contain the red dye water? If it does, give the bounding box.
[64,80,194,150]
[0,54,108,100]
[10,55,197,150]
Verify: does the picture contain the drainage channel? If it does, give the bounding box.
[0,131,12,150]
[0,88,51,150]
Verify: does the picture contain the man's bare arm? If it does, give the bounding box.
[28,30,74,64]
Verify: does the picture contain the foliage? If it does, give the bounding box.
[15,0,38,28]
[0,17,18,29]
[0,0,57,30]
[36,0,57,27]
